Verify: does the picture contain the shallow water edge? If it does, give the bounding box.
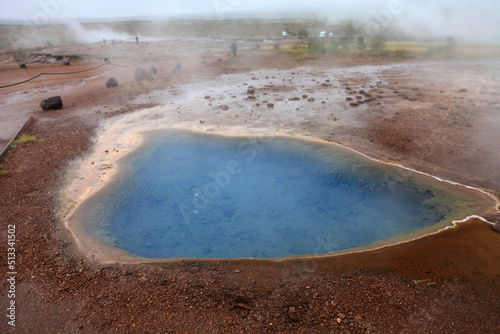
[61,127,498,264]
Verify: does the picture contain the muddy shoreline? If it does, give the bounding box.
[1,39,500,333]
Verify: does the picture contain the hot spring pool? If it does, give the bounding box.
[78,130,487,259]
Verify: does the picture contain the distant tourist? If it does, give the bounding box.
[230,42,237,57]
[111,39,115,47]
[103,38,106,47]
[136,36,139,45]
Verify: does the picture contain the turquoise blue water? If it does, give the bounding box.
[85,130,457,259]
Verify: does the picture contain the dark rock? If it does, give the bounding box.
[62,61,70,66]
[247,88,255,94]
[147,67,157,75]
[458,88,467,93]
[19,64,27,69]
[267,103,274,108]
[204,95,211,99]
[302,95,308,99]
[350,101,360,107]
[289,97,300,101]
[106,78,118,88]
[307,97,315,102]
[134,68,149,81]
[216,105,229,111]
[247,96,257,100]
[346,97,353,101]
[493,221,500,233]
[356,95,363,99]
[40,96,63,111]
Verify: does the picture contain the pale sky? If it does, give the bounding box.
[1,0,499,43]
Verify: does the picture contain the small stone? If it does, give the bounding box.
[267,103,274,108]
[105,150,109,153]
[204,96,211,99]
[247,96,257,100]
[356,95,363,99]
[302,95,308,99]
[147,67,157,75]
[337,318,342,323]
[307,97,315,102]
[247,88,255,94]
[289,97,300,101]
[106,78,118,88]
[458,88,467,93]
[350,101,359,106]
[338,313,346,319]
[233,270,241,273]
[346,97,353,101]
[19,63,27,69]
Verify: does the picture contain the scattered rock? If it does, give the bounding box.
[200,120,205,124]
[356,95,363,99]
[106,78,118,88]
[19,64,27,69]
[217,58,222,62]
[134,68,149,81]
[493,221,500,233]
[247,88,255,94]
[346,97,353,101]
[302,95,308,99]
[174,62,181,70]
[307,97,315,102]
[201,59,207,64]
[62,61,70,66]
[458,88,467,93]
[40,96,63,111]
[350,101,360,107]
[256,103,260,107]
[216,105,229,111]
[204,95,211,99]
[289,97,300,101]
[247,96,257,100]
[267,103,274,108]
[322,83,332,87]
[288,307,299,322]
[147,67,157,75]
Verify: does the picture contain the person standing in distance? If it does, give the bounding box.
[230,42,237,57]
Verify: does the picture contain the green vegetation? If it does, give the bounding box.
[0,165,7,176]
[10,133,36,149]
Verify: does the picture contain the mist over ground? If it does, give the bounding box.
[0,0,499,47]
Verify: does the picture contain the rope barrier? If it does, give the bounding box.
[107,62,144,68]
[0,62,108,89]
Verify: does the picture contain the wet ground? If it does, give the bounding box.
[0,37,499,333]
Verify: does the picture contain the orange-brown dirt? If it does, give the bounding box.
[1,38,499,333]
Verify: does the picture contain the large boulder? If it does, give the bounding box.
[106,77,118,88]
[134,68,149,81]
[40,96,63,111]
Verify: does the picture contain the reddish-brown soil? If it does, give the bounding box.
[1,39,499,333]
